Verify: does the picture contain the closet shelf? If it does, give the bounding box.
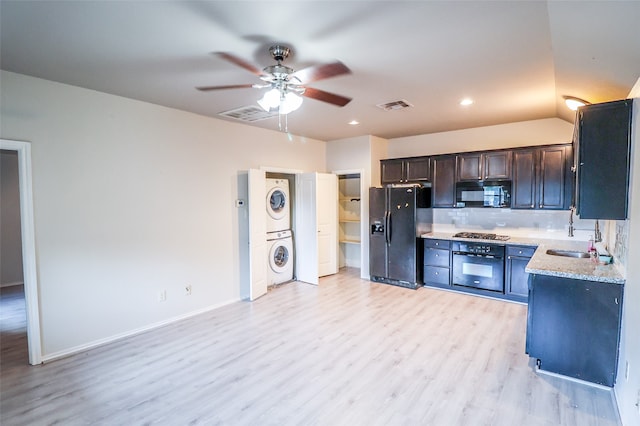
[339,238,361,245]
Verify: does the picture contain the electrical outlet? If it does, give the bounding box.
[185,285,192,296]
[158,290,167,302]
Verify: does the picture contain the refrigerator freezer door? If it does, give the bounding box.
[369,187,387,279]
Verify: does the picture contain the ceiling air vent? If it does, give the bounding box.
[219,105,278,122]
[376,99,414,111]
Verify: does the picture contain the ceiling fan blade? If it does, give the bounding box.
[291,61,351,84]
[196,84,256,91]
[216,52,264,76]
[302,87,352,107]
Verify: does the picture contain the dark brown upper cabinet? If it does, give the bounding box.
[380,157,430,185]
[432,155,457,208]
[512,149,537,209]
[484,150,512,180]
[538,145,572,210]
[457,151,511,181]
[575,99,633,220]
[512,144,573,210]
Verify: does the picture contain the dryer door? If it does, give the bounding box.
[267,187,288,220]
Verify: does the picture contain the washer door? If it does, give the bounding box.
[266,187,288,220]
[269,242,290,273]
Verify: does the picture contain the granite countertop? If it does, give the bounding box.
[421,232,625,284]
[525,240,625,284]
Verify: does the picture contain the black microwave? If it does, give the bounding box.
[455,181,511,208]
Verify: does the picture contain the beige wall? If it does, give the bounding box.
[369,135,388,187]
[0,71,327,358]
[388,117,574,158]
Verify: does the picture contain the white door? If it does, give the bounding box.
[295,172,338,284]
[248,169,268,300]
[295,173,318,284]
[317,173,338,277]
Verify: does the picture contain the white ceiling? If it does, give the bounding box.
[1,1,639,141]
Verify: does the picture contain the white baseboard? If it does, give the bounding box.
[41,298,242,363]
[1,281,24,288]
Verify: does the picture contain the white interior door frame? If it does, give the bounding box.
[1,139,42,365]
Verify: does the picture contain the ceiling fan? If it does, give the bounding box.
[196,45,353,114]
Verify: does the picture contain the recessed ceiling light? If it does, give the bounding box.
[563,96,590,111]
[460,98,474,106]
[348,120,360,125]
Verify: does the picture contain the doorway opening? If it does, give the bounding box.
[0,139,41,365]
[1,149,28,368]
[334,169,367,278]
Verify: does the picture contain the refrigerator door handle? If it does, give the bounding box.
[386,210,392,244]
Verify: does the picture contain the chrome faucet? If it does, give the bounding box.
[568,206,575,237]
[594,219,602,243]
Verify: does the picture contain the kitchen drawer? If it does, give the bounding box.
[424,248,450,267]
[506,245,536,258]
[424,266,450,285]
[424,239,451,249]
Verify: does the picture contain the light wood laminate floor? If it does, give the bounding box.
[0,269,621,425]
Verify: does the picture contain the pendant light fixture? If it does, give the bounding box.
[563,96,590,111]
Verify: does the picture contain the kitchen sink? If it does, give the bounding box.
[546,249,591,258]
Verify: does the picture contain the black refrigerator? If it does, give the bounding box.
[369,186,432,289]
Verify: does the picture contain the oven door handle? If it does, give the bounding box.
[452,252,502,259]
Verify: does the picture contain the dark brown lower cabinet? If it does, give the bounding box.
[423,239,451,288]
[526,274,623,387]
[505,245,535,302]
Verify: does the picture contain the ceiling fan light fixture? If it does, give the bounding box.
[258,88,281,111]
[279,91,303,115]
[563,96,590,111]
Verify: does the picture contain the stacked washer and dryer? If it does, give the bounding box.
[265,178,294,286]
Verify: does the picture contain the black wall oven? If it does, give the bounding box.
[451,241,505,292]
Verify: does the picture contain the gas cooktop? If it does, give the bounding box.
[453,232,510,241]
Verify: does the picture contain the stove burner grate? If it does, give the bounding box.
[453,232,510,241]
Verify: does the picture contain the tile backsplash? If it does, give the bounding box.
[433,208,598,241]
[613,220,629,268]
